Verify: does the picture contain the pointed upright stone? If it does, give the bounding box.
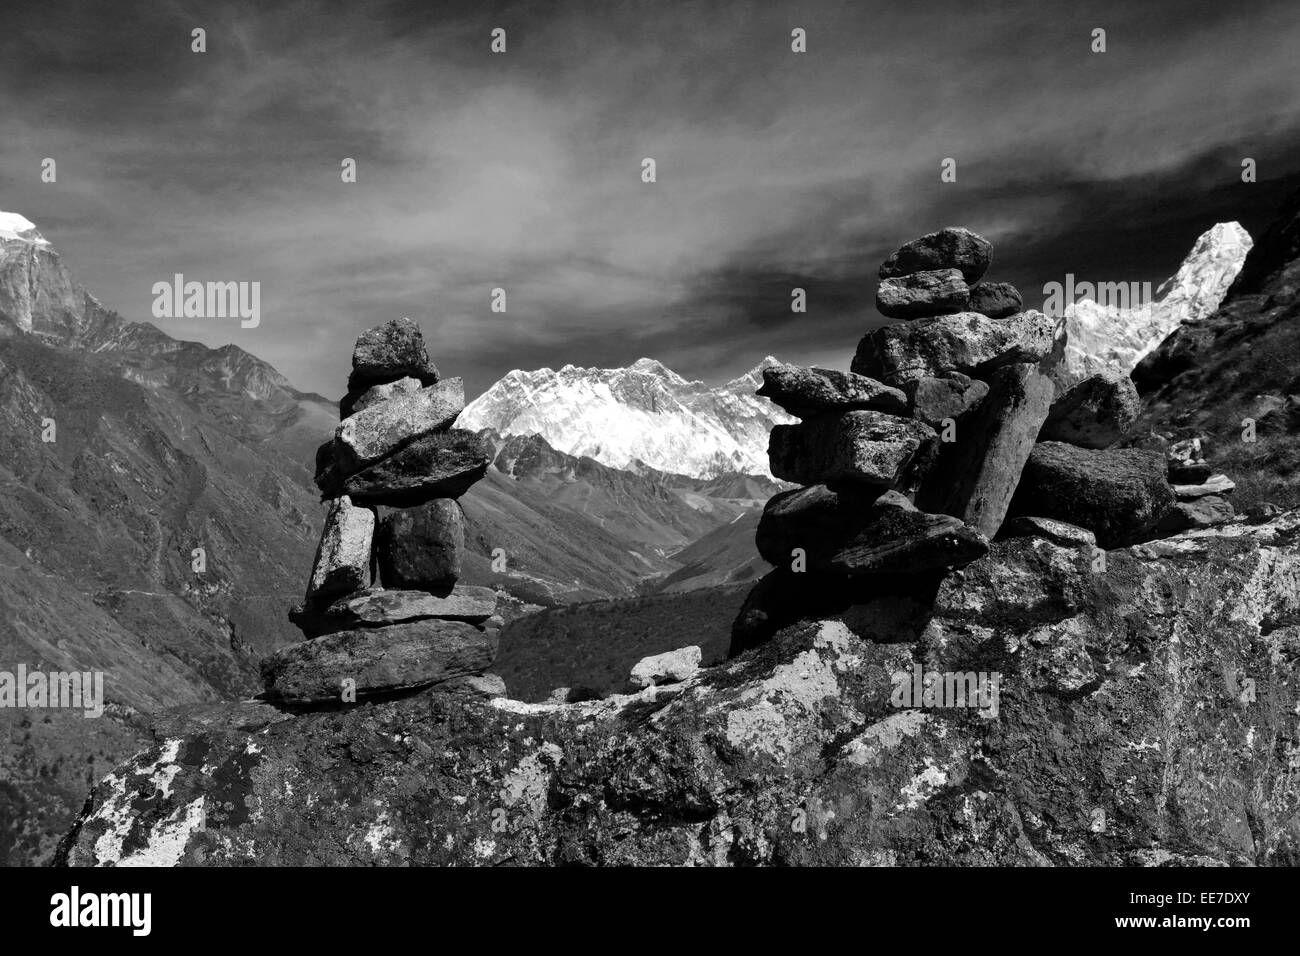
[916,362,1054,539]
[305,495,375,600]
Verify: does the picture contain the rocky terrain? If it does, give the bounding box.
[55,223,1299,867]
[1136,187,1300,511]
[55,513,1300,866]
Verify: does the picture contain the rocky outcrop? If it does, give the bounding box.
[272,319,500,704]
[59,511,1300,866]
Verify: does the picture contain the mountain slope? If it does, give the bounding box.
[1134,189,1300,508]
[458,431,776,605]
[459,356,795,479]
[1057,222,1252,388]
[0,216,329,865]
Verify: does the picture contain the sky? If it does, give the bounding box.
[3,0,1300,400]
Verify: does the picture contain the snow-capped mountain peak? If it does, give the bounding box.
[459,357,793,478]
[0,211,50,245]
[1057,221,1252,387]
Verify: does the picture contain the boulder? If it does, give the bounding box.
[851,311,1055,387]
[767,410,937,488]
[349,317,439,387]
[1009,442,1175,548]
[879,226,993,284]
[305,495,375,600]
[629,646,702,689]
[376,498,464,592]
[1173,474,1235,499]
[967,281,1022,319]
[903,371,989,428]
[756,364,908,418]
[260,619,497,704]
[1156,495,1235,533]
[334,379,464,473]
[875,269,969,319]
[916,363,1055,539]
[1038,371,1140,449]
[318,430,489,504]
[339,376,422,419]
[1002,515,1097,548]
[290,585,498,637]
[756,486,988,575]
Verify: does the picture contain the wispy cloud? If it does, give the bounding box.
[2,0,1299,397]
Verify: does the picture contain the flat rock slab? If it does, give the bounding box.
[1168,460,1212,484]
[1039,371,1139,449]
[757,486,988,574]
[340,376,422,419]
[350,317,439,387]
[756,364,907,418]
[318,429,489,504]
[851,311,1055,387]
[916,362,1054,539]
[768,410,937,488]
[1002,515,1097,548]
[1173,474,1236,499]
[334,378,464,473]
[1009,442,1175,548]
[376,498,464,590]
[629,646,702,688]
[261,619,498,704]
[1156,495,1236,534]
[875,268,969,319]
[968,281,1022,319]
[291,585,499,637]
[305,495,375,600]
[879,226,992,284]
[904,371,989,428]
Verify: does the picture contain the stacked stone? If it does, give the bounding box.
[1156,437,1237,531]
[732,226,1248,655]
[734,227,1056,652]
[263,318,502,704]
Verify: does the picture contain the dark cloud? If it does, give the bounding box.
[2,0,1299,399]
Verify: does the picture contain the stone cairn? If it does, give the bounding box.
[263,318,504,704]
[731,226,1238,655]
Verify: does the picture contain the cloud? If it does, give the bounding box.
[1,0,1299,397]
